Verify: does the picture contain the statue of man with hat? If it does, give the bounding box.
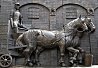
[10,2,28,31]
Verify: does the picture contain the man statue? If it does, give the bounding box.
[10,2,28,31]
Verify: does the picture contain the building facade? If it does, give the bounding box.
[0,0,98,66]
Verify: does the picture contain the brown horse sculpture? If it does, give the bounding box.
[16,16,95,66]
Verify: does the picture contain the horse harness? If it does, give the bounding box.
[38,30,77,46]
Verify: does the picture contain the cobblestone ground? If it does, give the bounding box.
[9,65,98,68]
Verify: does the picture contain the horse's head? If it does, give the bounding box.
[66,15,88,33]
[82,17,95,33]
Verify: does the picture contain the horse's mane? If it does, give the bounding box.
[66,18,80,27]
[63,18,80,33]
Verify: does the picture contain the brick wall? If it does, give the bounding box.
[0,0,98,66]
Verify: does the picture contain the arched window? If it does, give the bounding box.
[66,7,77,19]
[20,3,50,30]
[56,4,87,30]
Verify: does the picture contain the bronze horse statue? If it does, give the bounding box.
[16,16,95,66]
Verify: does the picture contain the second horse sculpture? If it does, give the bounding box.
[16,16,95,66]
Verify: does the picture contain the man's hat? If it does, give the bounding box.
[15,2,20,6]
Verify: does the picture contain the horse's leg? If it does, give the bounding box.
[59,41,66,66]
[35,46,44,66]
[67,47,79,66]
[16,34,31,65]
[76,47,85,64]
[22,40,34,66]
[23,48,31,64]
[23,46,34,66]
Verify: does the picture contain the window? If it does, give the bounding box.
[66,7,77,19]
[28,7,40,19]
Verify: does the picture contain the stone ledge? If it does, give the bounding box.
[9,65,98,68]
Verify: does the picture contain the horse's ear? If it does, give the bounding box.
[79,15,81,19]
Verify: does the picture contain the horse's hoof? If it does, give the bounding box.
[72,63,77,67]
[62,63,66,67]
[69,60,73,64]
[37,63,41,66]
[28,62,34,67]
[25,61,33,66]
[69,62,73,67]
[59,63,66,67]
[69,63,77,67]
